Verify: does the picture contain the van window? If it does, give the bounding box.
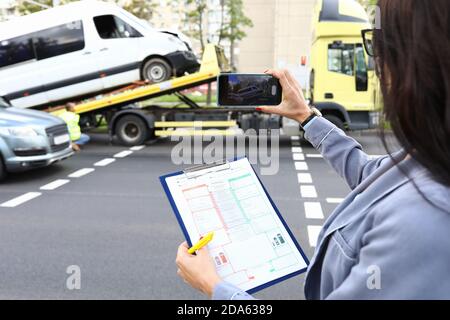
[328,44,355,76]
[33,21,85,60]
[94,15,142,39]
[0,96,11,107]
[0,35,35,68]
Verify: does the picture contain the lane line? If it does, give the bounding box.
[40,179,70,191]
[0,192,42,208]
[304,202,324,219]
[326,197,345,204]
[291,136,300,141]
[300,185,318,198]
[68,168,95,178]
[294,161,309,171]
[297,173,313,184]
[307,225,323,247]
[130,145,145,151]
[114,150,133,158]
[293,153,305,161]
[306,154,323,158]
[94,158,116,167]
[291,147,303,153]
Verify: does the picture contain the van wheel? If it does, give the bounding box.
[324,114,346,131]
[0,155,6,181]
[115,115,149,146]
[142,58,172,83]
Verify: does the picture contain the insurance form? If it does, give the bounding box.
[160,158,309,293]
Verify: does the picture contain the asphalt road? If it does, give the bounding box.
[0,130,389,299]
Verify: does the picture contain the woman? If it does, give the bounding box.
[175,0,450,299]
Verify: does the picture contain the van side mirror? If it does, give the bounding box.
[355,45,368,91]
[367,56,375,71]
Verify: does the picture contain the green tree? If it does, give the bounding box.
[184,0,208,52]
[17,0,158,20]
[217,0,253,70]
[17,0,74,15]
[122,0,157,21]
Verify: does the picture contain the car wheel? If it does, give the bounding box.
[0,154,7,181]
[142,58,172,83]
[324,114,346,131]
[115,115,150,146]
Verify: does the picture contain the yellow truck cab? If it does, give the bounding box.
[310,0,379,130]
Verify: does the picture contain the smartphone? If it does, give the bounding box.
[217,73,282,106]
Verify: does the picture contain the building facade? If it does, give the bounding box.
[237,0,316,72]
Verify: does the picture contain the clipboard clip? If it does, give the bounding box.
[183,159,231,179]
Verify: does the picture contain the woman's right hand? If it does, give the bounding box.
[257,69,312,124]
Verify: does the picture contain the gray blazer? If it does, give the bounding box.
[213,117,450,300]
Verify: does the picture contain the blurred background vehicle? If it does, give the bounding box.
[0,0,199,110]
[0,97,73,180]
[308,0,380,131]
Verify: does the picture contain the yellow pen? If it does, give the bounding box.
[188,231,214,254]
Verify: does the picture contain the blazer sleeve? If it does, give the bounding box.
[212,282,256,300]
[304,117,390,190]
[324,199,450,300]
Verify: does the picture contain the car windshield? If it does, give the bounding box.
[0,97,10,108]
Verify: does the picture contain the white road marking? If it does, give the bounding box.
[0,192,42,208]
[300,185,318,198]
[304,202,324,219]
[291,147,303,153]
[94,158,116,167]
[307,225,323,247]
[295,161,309,171]
[130,145,145,151]
[291,136,300,141]
[326,197,345,204]
[40,179,70,191]
[291,141,301,146]
[114,150,133,158]
[306,154,323,158]
[68,168,95,178]
[297,173,313,184]
[293,153,305,161]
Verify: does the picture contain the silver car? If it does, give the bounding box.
[0,97,73,180]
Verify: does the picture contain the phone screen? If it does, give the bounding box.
[218,74,282,106]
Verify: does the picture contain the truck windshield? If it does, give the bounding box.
[328,43,355,76]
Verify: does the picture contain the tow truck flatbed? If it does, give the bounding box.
[46,44,293,145]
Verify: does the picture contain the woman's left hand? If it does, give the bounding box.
[176,241,222,297]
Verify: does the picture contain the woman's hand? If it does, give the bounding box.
[257,69,312,123]
[176,242,222,297]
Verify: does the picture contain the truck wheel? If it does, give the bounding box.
[115,115,149,146]
[324,114,345,131]
[0,155,6,181]
[142,58,172,83]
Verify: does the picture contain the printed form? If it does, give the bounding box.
[164,158,308,292]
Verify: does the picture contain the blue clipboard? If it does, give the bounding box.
[160,157,310,295]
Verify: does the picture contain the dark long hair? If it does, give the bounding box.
[375,0,450,187]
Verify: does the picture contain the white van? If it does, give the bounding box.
[0,0,199,109]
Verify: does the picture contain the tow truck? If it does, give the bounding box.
[45,44,295,146]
